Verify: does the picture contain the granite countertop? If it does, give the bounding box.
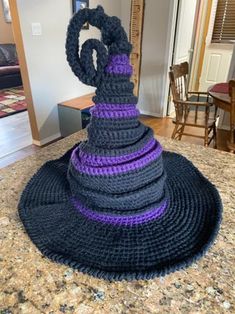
[0,130,234,314]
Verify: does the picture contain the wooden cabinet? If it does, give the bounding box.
[58,93,94,137]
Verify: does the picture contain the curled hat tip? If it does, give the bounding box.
[96,5,104,13]
[66,5,132,87]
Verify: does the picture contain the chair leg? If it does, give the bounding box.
[204,105,210,147]
[195,106,198,123]
[213,123,217,149]
[229,112,235,152]
[171,124,179,139]
[179,124,185,140]
[204,128,209,147]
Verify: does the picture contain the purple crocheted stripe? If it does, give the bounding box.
[90,107,139,119]
[71,140,162,176]
[77,138,156,166]
[109,54,130,64]
[95,103,136,110]
[72,198,167,226]
[106,54,133,75]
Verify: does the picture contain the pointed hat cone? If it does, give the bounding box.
[18,6,222,281]
[66,5,167,224]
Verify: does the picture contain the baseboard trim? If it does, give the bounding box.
[139,110,163,118]
[32,132,61,146]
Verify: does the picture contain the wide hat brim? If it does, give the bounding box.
[18,144,222,281]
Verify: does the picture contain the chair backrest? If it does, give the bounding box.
[169,62,189,102]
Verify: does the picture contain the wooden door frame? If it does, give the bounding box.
[165,0,201,116]
[189,0,213,91]
[9,0,40,143]
[163,0,179,117]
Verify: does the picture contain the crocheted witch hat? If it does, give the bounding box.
[18,6,222,281]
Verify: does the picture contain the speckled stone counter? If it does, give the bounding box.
[0,130,234,314]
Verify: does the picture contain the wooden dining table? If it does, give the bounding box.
[208,82,235,152]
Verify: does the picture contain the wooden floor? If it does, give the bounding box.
[140,115,231,151]
[0,111,33,158]
[0,114,231,169]
[0,111,39,168]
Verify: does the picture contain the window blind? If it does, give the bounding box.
[212,0,235,43]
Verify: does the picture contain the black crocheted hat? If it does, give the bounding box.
[18,6,222,281]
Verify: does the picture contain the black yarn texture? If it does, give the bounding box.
[18,6,223,281]
[19,146,222,281]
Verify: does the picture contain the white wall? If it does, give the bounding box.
[17,0,121,144]
[121,0,131,35]
[139,0,175,117]
[121,0,175,117]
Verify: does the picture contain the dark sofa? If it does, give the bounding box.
[0,44,22,89]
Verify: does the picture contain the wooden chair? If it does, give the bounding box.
[169,62,218,147]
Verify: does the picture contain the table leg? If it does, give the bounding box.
[228,105,235,153]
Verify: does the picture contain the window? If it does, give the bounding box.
[212,0,235,43]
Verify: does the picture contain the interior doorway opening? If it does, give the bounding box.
[0,0,39,165]
[167,0,234,122]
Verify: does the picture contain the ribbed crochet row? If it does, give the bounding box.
[90,106,139,119]
[79,128,154,157]
[105,54,133,75]
[72,198,167,225]
[71,140,162,175]
[77,137,156,166]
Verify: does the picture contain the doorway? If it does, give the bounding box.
[190,0,234,93]
[190,0,234,130]
[167,0,199,115]
[167,0,234,121]
[0,0,39,165]
[0,0,31,158]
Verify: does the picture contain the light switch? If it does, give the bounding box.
[31,23,42,36]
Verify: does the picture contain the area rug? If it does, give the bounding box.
[0,86,27,118]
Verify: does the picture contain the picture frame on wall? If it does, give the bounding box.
[2,0,11,23]
[72,0,89,29]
